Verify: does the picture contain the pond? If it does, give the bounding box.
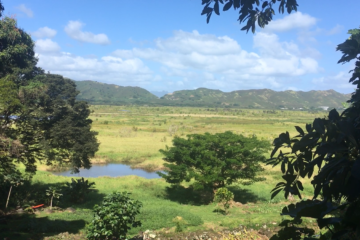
[53,163,163,179]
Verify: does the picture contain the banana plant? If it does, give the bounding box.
[46,187,62,210]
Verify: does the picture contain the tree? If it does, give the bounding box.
[0,14,99,176]
[266,28,360,239]
[158,131,271,194]
[86,191,142,240]
[200,2,360,238]
[3,173,24,209]
[45,187,62,210]
[0,1,3,17]
[201,0,299,33]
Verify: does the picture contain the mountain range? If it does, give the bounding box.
[75,80,351,109]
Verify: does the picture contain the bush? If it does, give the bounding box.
[86,191,142,240]
[214,187,234,214]
[64,177,95,203]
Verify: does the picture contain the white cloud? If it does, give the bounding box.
[312,71,354,92]
[64,21,110,45]
[35,39,61,54]
[35,40,154,86]
[265,12,317,32]
[15,4,33,18]
[111,30,320,90]
[32,27,57,38]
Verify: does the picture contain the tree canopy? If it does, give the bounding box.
[158,131,271,192]
[201,0,299,33]
[266,27,360,240]
[0,14,99,176]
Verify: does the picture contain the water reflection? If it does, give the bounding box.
[53,163,163,179]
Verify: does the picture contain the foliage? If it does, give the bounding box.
[201,0,299,33]
[86,191,142,240]
[3,172,24,209]
[158,131,271,193]
[64,177,95,203]
[266,27,360,240]
[0,13,99,176]
[214,187,234,214]
[45,187,62,210]
[172,216,188,232]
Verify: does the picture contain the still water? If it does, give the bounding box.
[53,163,162,179]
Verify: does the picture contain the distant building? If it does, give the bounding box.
[318,106,329,110]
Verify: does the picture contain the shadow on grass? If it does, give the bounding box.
[162,185,213,206]
[227,185,267,204]
[0,213,86,240]
[163,184,267,206]
[0,180,106,239]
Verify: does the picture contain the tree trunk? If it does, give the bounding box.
[5,186,12,209]
[50,196,53,210]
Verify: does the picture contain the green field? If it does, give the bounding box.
[2,106,328,239]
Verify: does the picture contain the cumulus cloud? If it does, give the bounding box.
[111,30,320,90]
[15,4,33,18]
[312,71,354,92]
[265,12,317,32]
[32,27,57,38]
[35,39,61,54]
[64,21,110,45]
[34,40,154,86]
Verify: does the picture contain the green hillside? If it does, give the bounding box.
[161,88,350,109]
[75,80,159,104]
[75,80,350,109]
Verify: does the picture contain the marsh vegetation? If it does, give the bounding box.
[1,106,326,239]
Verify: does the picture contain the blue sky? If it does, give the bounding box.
[2,0,359,94]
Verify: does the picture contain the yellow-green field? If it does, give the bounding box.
[88,105,325,172]
[3,106,329,239]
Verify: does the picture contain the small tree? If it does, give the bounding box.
[214,187,234,214]
[86,191,142,240]
[64,177,95,203]
[45,187,62,210]
[4,173,24,209]
[158,131,271,194]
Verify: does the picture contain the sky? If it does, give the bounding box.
[2,0,359,94]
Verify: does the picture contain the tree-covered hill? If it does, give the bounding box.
[75,80,350,109]
[161,88,350,109]
[75,80,159,105]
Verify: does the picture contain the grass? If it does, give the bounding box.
[1,106,328,239]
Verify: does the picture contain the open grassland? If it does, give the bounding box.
[4,106,329,239]
[86,105,326,171]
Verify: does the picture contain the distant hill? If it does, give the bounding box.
[75,80,158,104]
[74,80,350,109]
[161,88,350,109]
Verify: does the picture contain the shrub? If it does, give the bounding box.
[214,187,234,214]
[64,177,95,203]
[86,191,142,240]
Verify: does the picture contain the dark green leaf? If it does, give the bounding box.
[223,0,233,11]
[271,188,283,199]
[262,1,268,8]
[295,126,304,136]
[214,1,220,15]
[313,118,325,134]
